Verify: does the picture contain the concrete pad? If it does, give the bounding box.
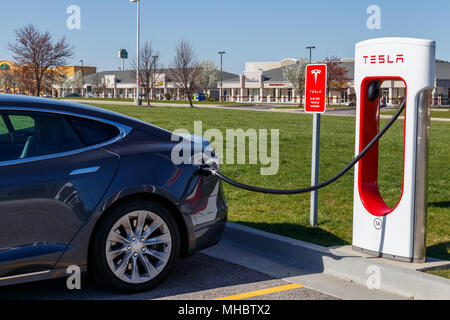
[203,238,404,300]
[205,222,450,300]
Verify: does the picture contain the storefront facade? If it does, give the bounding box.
[219,59,450,106]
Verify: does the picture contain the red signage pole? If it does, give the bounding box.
[305,64,327,113]
[305,64,327,226]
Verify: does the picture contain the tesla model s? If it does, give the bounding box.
[0,94,227,292]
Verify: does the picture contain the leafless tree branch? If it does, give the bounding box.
[168,39,201,108]
[7,24,74,96]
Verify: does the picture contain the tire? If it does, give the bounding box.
[90,199,180,292]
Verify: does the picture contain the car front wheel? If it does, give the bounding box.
[90,199,180,292]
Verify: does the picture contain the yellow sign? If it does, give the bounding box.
[330,82,347,87]
[0,63,10,71]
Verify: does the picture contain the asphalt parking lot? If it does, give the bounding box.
[0,253,336,300]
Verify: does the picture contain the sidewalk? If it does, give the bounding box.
[203,222,450,300]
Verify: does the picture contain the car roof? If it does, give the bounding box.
[0,94,172,138]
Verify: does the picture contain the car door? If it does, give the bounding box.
[0,110,122,278]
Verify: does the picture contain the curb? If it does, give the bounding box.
[223,222,450,300]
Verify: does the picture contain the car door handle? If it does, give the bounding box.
[69,166,100,176]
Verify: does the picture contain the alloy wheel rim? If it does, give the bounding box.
[105,210,172,284]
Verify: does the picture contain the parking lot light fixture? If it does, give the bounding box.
[306,46,315,64]
[130,0,142,105]
[218,51,225,102]
[80,59,84,97]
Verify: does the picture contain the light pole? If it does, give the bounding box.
[151,55,158,100]
[80,59,84,97]
[130,0,141,105]
[218,51,225,102]
[306,46,315,64]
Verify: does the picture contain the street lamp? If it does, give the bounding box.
[130,0,141,105]
[218,51,225,102]
[306,46,315,64]
[80,59,84,97]
[151,55,158,69]
[151,55,158,100]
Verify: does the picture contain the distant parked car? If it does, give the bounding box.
[64,93,81,98]
[0,95,227,292]
[193,93,206,102]
[344,101,356,106]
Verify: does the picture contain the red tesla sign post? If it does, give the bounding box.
[305,64,327,113]
[305,64,327,226]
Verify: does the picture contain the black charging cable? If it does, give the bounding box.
[201,100,405,195]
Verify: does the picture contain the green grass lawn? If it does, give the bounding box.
[89,103,449,261]
[424,267,450,278]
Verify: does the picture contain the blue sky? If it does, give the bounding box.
[1,0,449,74]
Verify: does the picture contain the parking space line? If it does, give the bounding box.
[212,283,304,300]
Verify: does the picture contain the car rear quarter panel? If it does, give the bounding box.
[55,129,227,269]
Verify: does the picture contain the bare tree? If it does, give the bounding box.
[68,71,84,94]
[62,72,81,94]
[51,70,67,97]
[91,74,107,98]
[40,70,59,95]
[7,24,74,96]
[168,39,201,108]
[197,60,218,99]
[324,56,350,104]
[15,64,35,95]
[0,70,19,93]
[132,42,160,106]
[282,58,309,107]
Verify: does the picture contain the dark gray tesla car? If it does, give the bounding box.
[0,95,227,292]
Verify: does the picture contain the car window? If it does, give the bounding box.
[0,111,85,163]
[66,116,120,146]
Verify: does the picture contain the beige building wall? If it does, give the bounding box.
[245,58,297,72]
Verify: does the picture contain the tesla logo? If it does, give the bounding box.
[363,54,404,64]
[311,69,321,85]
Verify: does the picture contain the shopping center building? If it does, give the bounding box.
[218,58,450,106]
[51,58,450,105]
[75,69,238,100]
[0,60,96,96]
[2,57,449,106]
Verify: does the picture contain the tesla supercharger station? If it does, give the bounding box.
[352,38,435,263]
